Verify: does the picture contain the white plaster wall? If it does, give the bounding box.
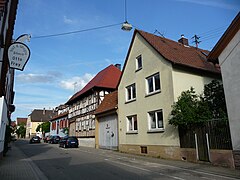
[218,30,240,150]
[172,69,214,101]
[118,34,179,146]
[0,97,8,153]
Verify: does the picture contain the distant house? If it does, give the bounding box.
[118,29,223,165]
[49,104,69,137]
[16,118,27,127]
[95,91,118,150]
[66,64,121,147]
[208,12,240,169]
[25,109,56,138]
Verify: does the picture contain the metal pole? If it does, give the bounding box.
[206,133,211,162]
[195,133,199,160]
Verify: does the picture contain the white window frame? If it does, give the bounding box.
[126,83,136,102]
[127,115,138,132]
[148,110,164,131]
[136,55,142,71]
[146,73,161,95]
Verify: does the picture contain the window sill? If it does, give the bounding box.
[125,99,136,104]
[145,90,161,97]
[147,129,164,133]
[135,67,142,72]
[126,131,138,134]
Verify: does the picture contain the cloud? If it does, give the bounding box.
[16,72,60,83]
[63,15,78,25]
[59,73,95,91]
[175,0,239,10]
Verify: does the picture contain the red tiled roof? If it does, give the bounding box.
[95,91,118,115]
[16,118,27,125]
[131,29,220,74]
[11,121,16,127]
[50,111,68,121]
[66,65,121,104]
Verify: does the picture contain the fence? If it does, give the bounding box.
[179,119,232,150]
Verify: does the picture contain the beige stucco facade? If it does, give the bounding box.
[118,34,180,159]
[26,117,42,138]
[118,33,219,160]
[172,68,214,101]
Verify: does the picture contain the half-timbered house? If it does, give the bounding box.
[49,104,69,137]
[66,64,121,147]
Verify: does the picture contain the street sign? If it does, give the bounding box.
[8,42,30,71]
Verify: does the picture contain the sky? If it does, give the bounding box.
[12,0,240,120]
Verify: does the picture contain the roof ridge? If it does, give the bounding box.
[134,29,220,74]
[137,29,208,52]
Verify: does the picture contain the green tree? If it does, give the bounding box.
[36,121,50,133]
[169,87,211,128]
[16,123,26,138]
[203,80,228,120]
[169,80,228,129]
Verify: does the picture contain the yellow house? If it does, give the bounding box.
[26,109,56,138]
[118,30,221,161]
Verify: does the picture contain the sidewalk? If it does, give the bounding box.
[0,141,48,180]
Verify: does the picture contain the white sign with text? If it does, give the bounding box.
[8,42,30,71]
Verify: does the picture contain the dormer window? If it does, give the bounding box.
[136,55,142,71]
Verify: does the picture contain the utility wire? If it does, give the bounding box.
[198,25,227,36]
[201,32,223,40]
[31,22,123,39]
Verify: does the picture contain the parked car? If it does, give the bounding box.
[43,136,50,143]
[59,136,79,148]
[29,136,41,144]
[48,135,61,144]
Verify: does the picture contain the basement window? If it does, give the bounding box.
[140,146,148,154]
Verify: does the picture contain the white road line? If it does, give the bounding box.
[105,159,186,180]
[78,149,239,180]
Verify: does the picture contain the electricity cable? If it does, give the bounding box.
[31,22,123,39]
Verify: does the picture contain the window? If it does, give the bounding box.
[146,73,160,94]
[126,83,136,102]
[136,55,142,70]
[127,115,138,132]
[148,110,164,130]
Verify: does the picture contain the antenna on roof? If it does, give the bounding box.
[154,29,165,37]
[192,34,201,48]
[73,82,77,93]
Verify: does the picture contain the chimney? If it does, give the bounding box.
[178,34,189,46]
[115,64,121,70]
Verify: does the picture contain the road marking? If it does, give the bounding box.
[78,149,239,180]
[105,159,186,180]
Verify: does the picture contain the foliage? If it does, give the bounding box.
[36,121,50,133]
[169,80,228,129]
[203,80,228,120]
[16,122,26,138]
[61,127,69,135]
[169,87,211,128]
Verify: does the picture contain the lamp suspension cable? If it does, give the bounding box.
[124,0,127,22]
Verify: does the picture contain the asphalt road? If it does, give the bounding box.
[16,140,240,180]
